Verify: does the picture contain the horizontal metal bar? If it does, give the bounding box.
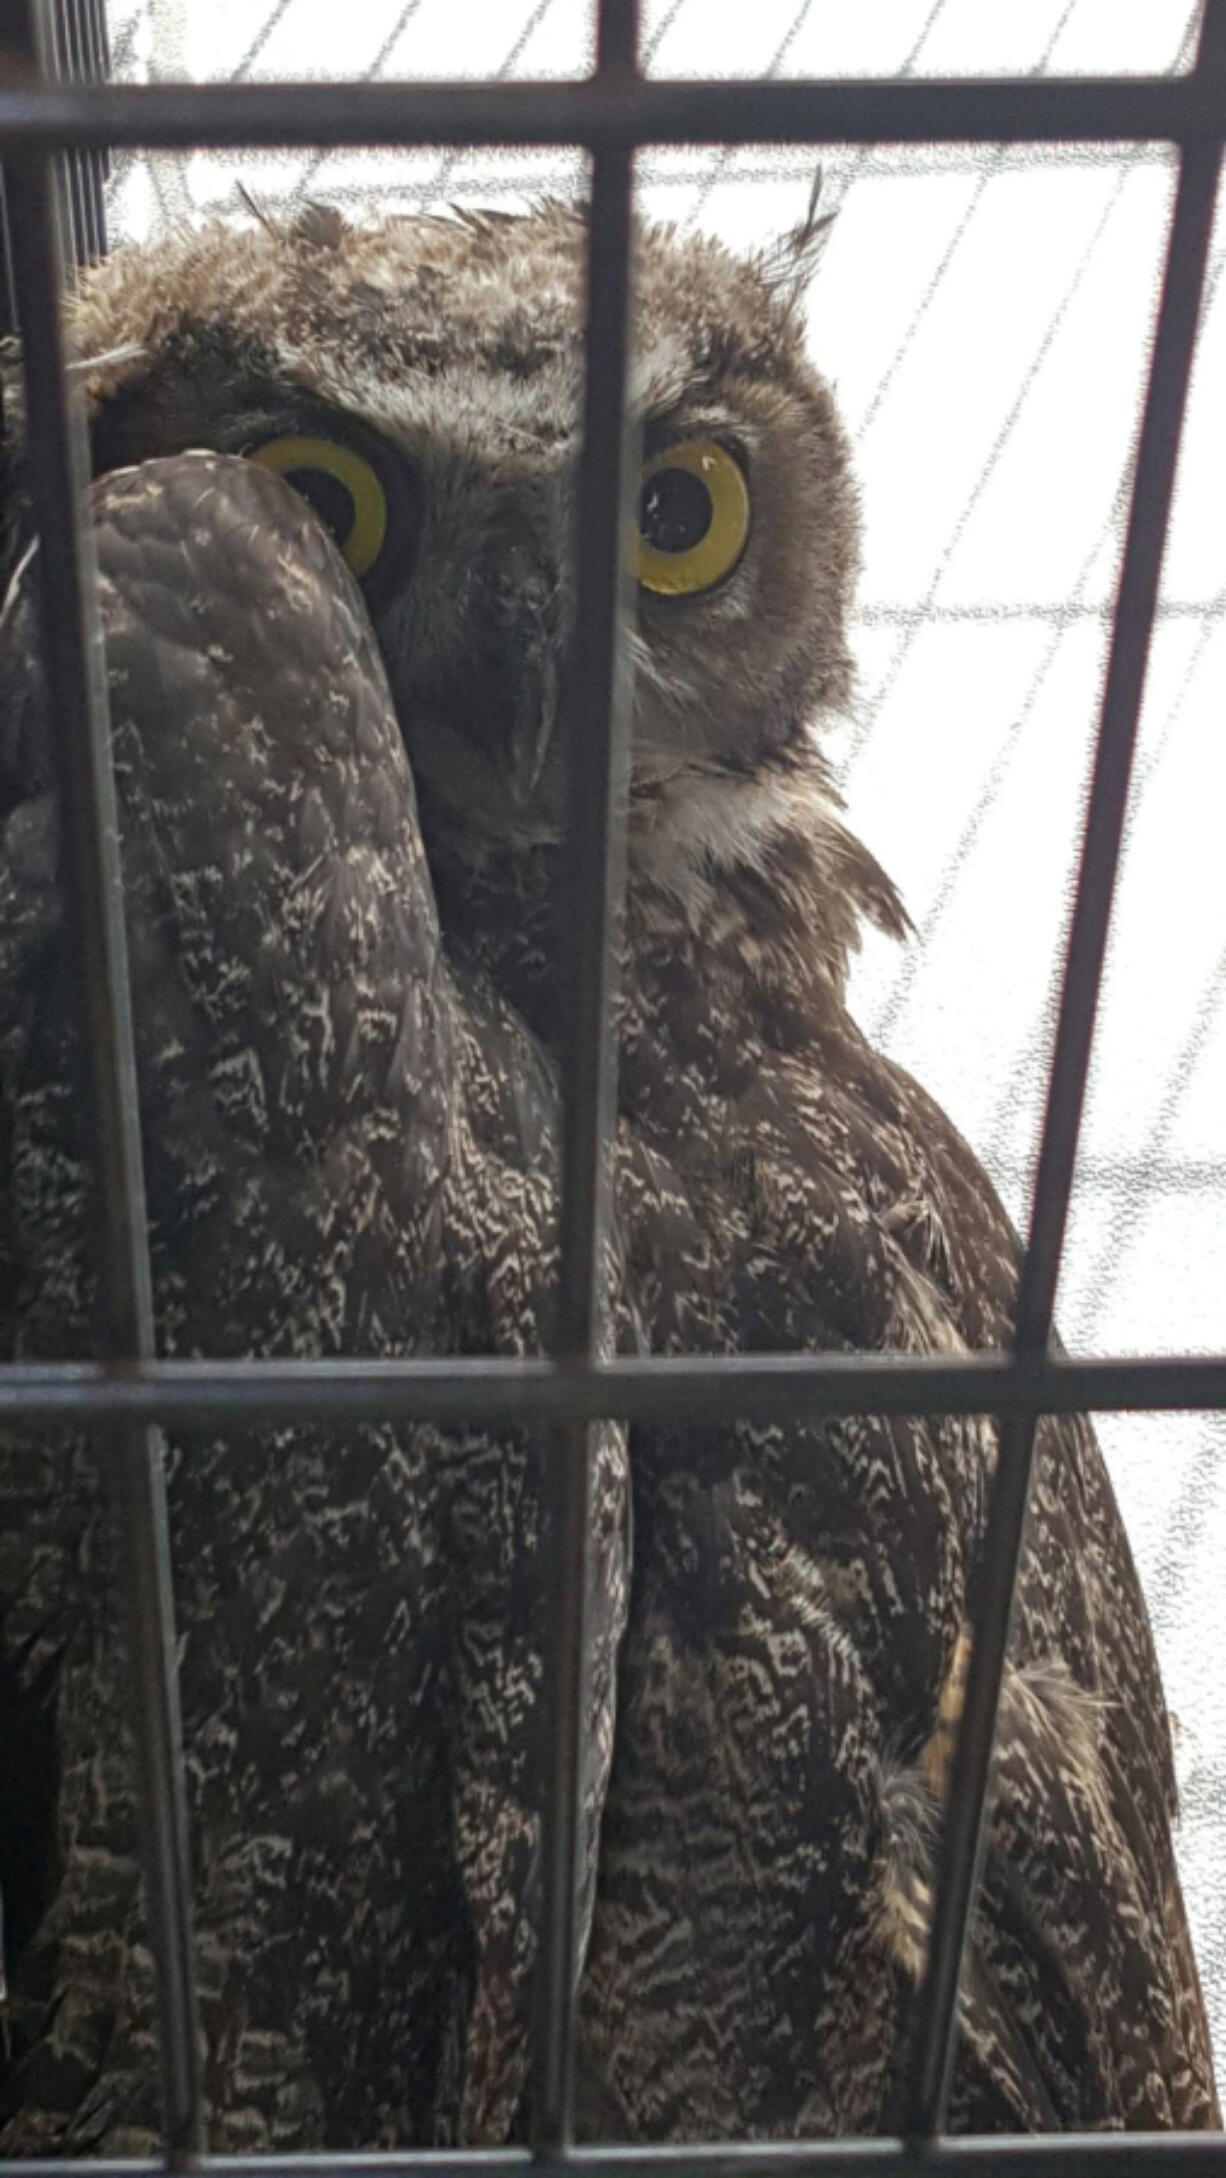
[8,2132,1226,2178]
[0,73,1223,154]
[0,1352,1221,1431]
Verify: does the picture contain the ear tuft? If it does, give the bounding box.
[289,200,350,253]
[758,168,836,315]
[235,181,277,234]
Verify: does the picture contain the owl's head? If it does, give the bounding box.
[66,197,857,863]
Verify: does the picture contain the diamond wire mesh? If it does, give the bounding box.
[1,0,1224,2156]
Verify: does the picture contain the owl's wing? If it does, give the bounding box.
[0,453,627,2152]
[950,1595,1218,2131]
[871,1066,1218,2130]
[580,1014,1216,2139]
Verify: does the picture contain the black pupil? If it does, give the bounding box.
[286,465,354,548]
[639,465,713,556]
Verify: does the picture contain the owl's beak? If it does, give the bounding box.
[485,520,565,819]
[509,646,559,807]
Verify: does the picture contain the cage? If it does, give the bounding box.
[0,0,1224,2166]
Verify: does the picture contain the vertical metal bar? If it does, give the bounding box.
[59,0,108,267]
[530,0,640,2148]
[71,0,109,267]
[552,11,638,1366]
[2,0,202,2152]
[40,0,88,276]
[84,0,112,262]
[898,0,1226,2137]
[0,173,16,338]
[82,0,111,260]
[0,0,108,317]
[58,0,94,262]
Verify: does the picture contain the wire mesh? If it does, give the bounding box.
[0,0,1223,2167]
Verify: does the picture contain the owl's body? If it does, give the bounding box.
[0,455,628,2153]
[0,200,1216,2147]
[435,763,1214,2135]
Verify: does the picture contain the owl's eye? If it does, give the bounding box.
[636,438,750,598]
[248,431,389,580]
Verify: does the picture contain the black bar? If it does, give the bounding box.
[0,1352,1222,1431]
[58,0,108,264]
[1,5,200,2152]
[59,0,96,267]
[1016,262,1225,1337]
[0,171,13,337]
[553,18,637,1384]
[40,1,89,278]
[532,0,640,2141]
[4,0,109,279]
[899,0,1226,2135]
[0,72,1224,153]
[10,2134,1226,2178]
[74,0,111,255]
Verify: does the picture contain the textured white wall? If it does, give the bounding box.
[103,0,1226,2084]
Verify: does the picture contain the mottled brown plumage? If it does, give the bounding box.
[0,453,627,2151]
[0,195,1216,2148]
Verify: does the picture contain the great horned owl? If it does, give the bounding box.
[0,196,1217,2149]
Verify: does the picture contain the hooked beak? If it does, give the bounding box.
[508,640,560,808]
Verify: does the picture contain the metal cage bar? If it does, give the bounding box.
[0,0,200,2151]
[49,0,110,266]
[11,2135,1226,2178]
[0,1352,1224,1432]
[0,0,1224,2168]
[0,72,1225,150]
[900,0,1226,2129]
[532,0,639,2145]
[0,0,108,337]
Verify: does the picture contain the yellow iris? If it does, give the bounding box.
[250,433,388,579]
[636,438,750,598]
